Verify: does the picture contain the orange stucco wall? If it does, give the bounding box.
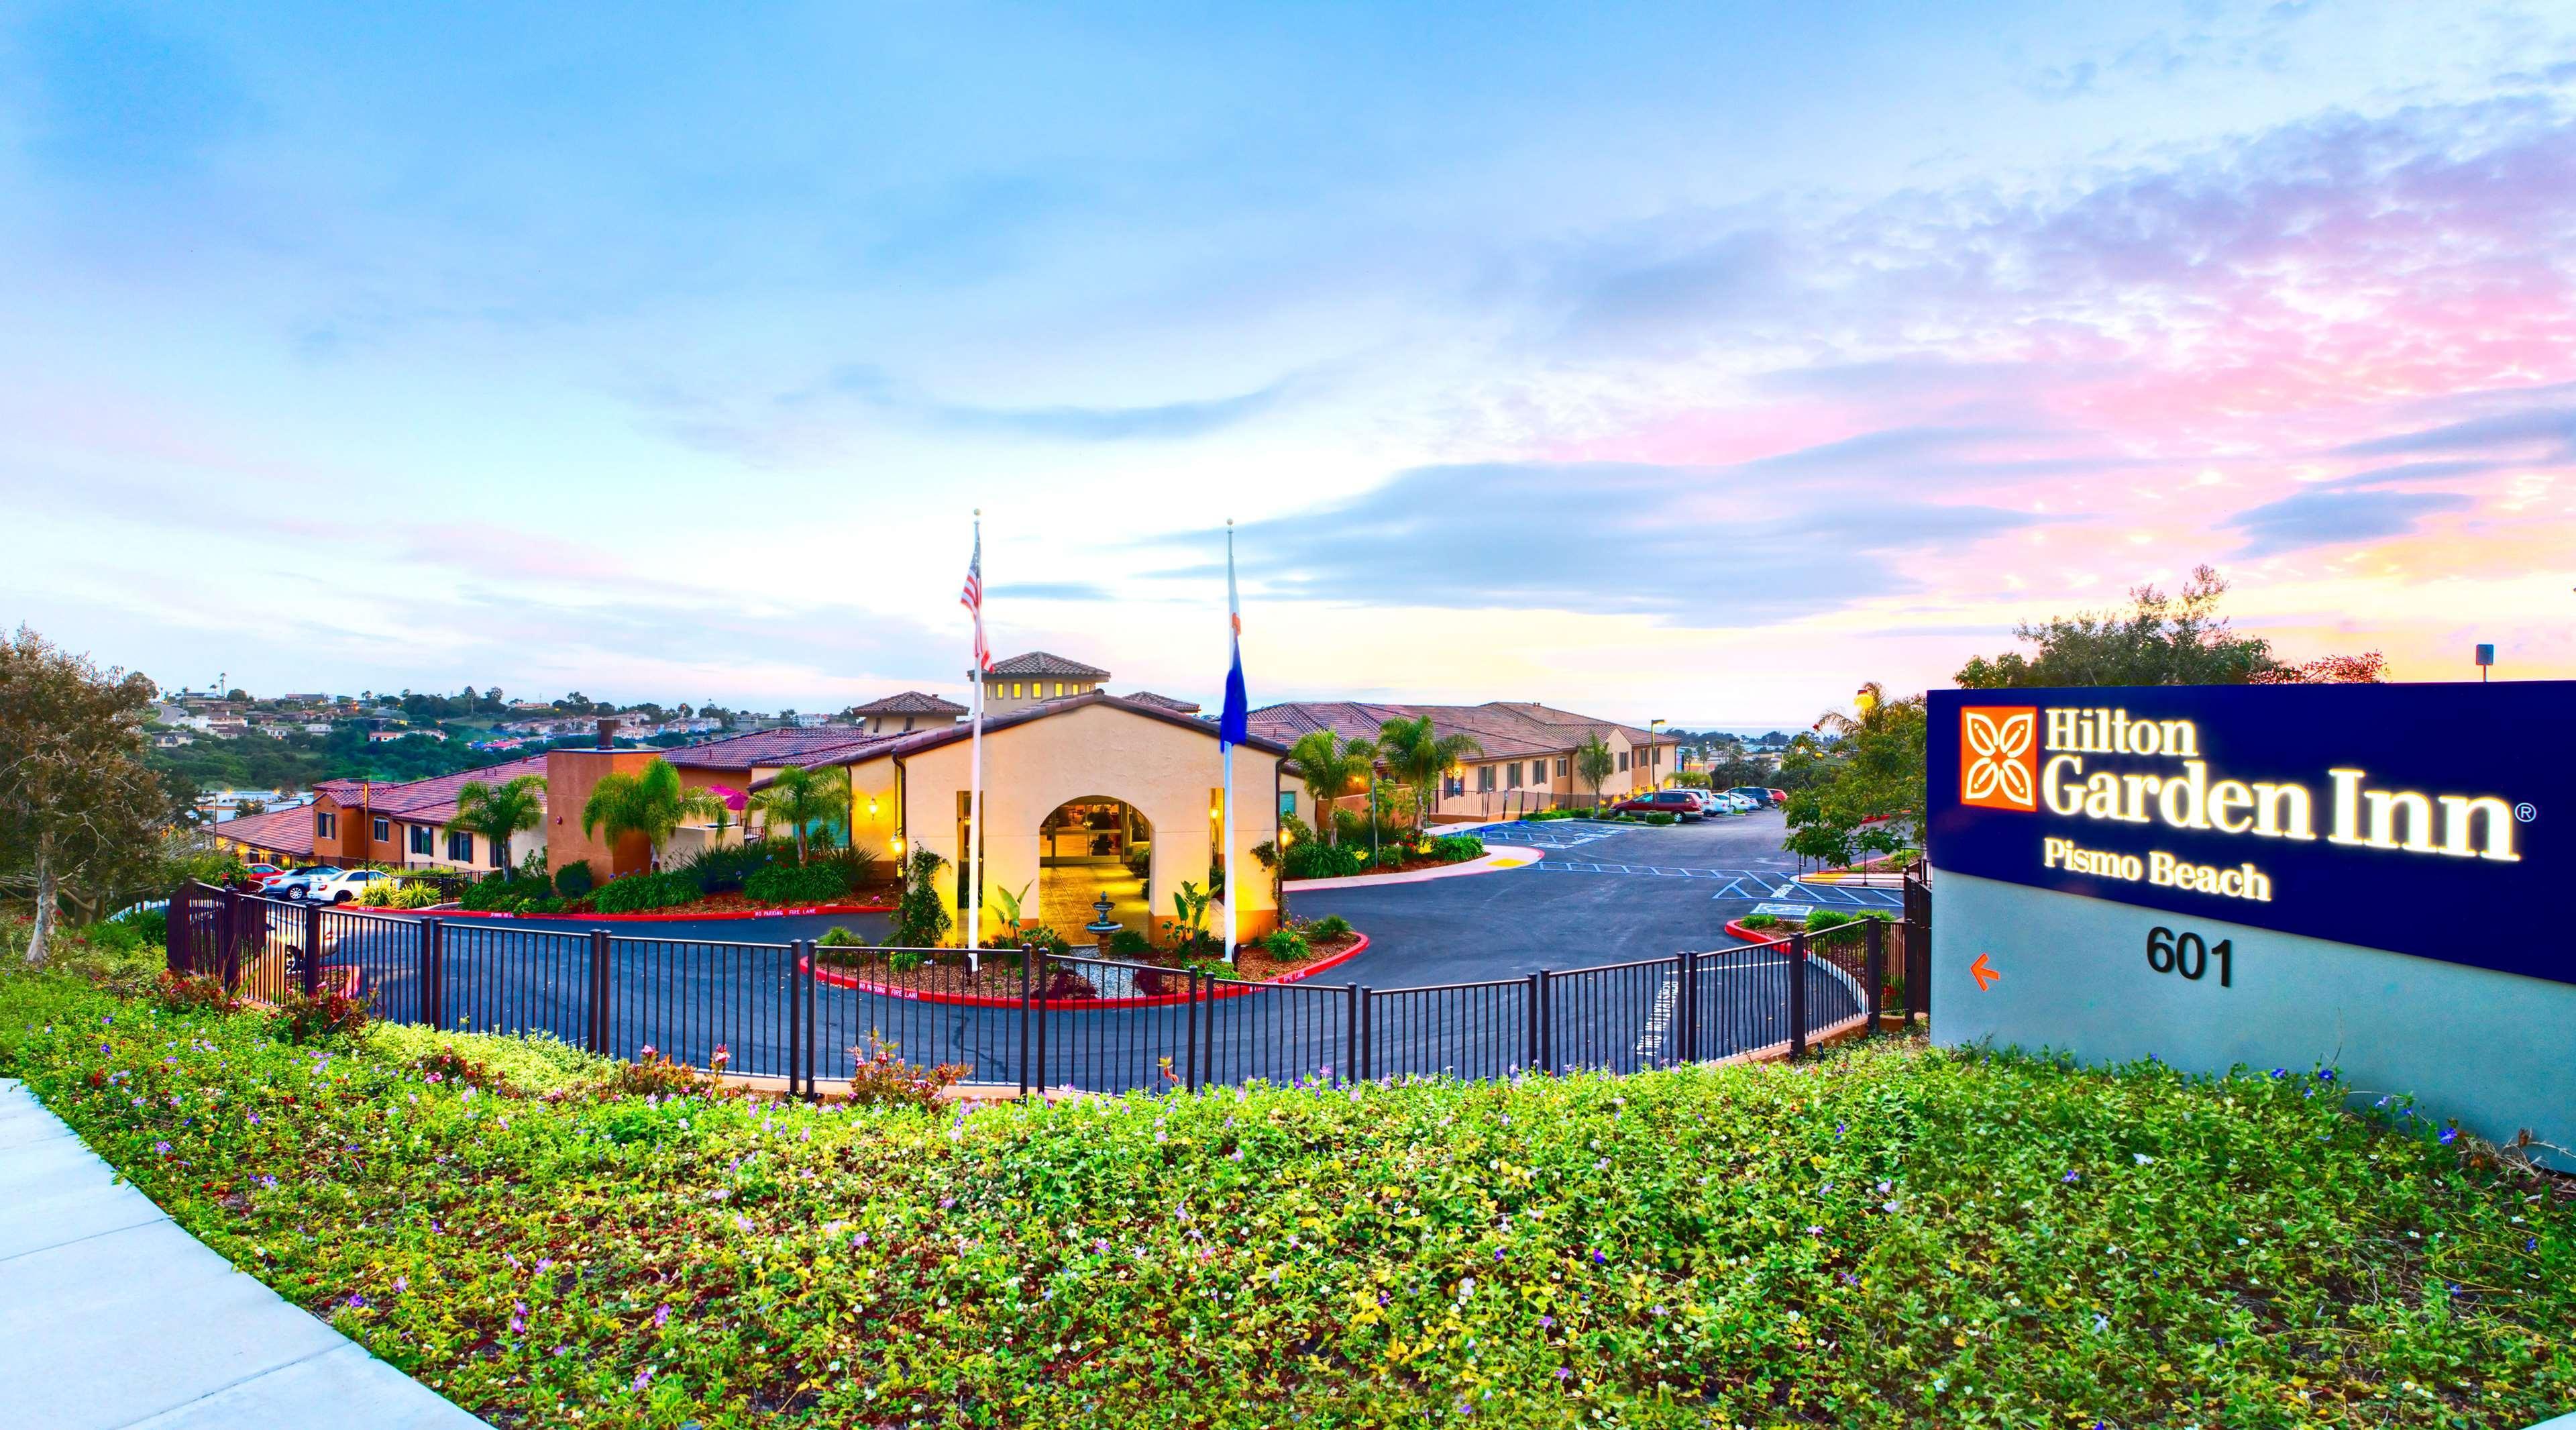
[543,749,660,884]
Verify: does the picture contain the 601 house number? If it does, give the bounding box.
[2146,926,2233,986]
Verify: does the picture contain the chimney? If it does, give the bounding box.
[596,717,617,750]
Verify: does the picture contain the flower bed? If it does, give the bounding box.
[3,963,2568,1429]
[810,929,1370,1005]
[435,888,900,921]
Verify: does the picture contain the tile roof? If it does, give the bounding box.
[850,691,967,716]
[1247,701,1674,762]
[1119,691,1202,713]
[657,727,888,770]
[978,651,1110,680]
[782,691,1285,782]
[211,805,316,858]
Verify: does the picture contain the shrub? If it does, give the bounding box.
[844,1033,969,1108]
[461,874,555,913]
[1308,913,1353,941]
[1805,909,1854,931]
[273,986,370,1044]
[1738,914,1781,930]
[1428,834,1485,862]
[744,861,851,905]
[553,861,596,900]
[890,846,951,949]
[362,1023,607,1096]
[591,871,697,914]
[1108,929,1154,958]
[1283,840,1364,880]
[666,844,770,895]
[818,925,865,947]
[609,1044,715,1096]
[152,970,239,1015]
[1259,926,1311,962]
[886,949,928,972]
[389,882,443,909]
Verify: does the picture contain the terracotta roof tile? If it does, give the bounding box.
[1119,691,1201,713]
[659,728,888,770]
[211,805,316,858]
[850,691,967,716]
[979,651,1110,679]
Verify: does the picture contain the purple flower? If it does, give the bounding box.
[651,1304,670,1327]
[1555,1367,1573,1381]
[1591,1249,1606,1265]
[153,1141,171,1156]
[2061,1171,2080,1183]
[2438,1127,2459,1145]
[2318,1069,2334,1082]
[346,1292,367,1309]
[1538,1315,1553,1328]
[632,1368,654,1392]
[392,1276,407,1292]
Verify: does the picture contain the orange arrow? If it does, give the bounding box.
[1970,953,2000,991]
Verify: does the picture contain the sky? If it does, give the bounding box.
[4,1,2574,727]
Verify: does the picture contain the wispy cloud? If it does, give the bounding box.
[2224,489,2477,556]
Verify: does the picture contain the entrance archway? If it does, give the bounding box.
[1036,797,1153,941]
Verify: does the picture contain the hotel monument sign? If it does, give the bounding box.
[1925,680,2574,1166]
[1927,682,2567,986]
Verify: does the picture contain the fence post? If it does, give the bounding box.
[785,939,803,1099]
[1184,971,1201,1094]
[1864,919,1884,1035]
[804,937,818,1101]
[301,902,322,997]
[168,885,191,977]
[1525,972,1543,1072]
[1672,951,1693,1064]
[1534,968,1552,1074]
[1027,943,1045,1099]
[1787,931,1809,1060]
[219,888,244,992]
[421,919,443,1031]
[586,929,608,1055]
[1018,943,1033,1101]
[1343,984,1359,1088]
[1356,986,1373,1082]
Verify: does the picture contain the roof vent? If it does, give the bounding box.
[596,717,617,750]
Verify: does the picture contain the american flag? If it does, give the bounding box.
[961,523,989,671]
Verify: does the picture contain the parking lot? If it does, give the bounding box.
[1298,809,1892,986]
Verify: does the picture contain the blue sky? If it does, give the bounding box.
[5,1,2574,723]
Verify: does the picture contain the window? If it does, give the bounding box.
[1277,790,1297,825]
[1012,682,1023,699]
[446,831,474,862]
[372,816,390,841]
[1505,762,1522,788]
[1555,758,1568,778]
[490,839,507,868]
[317,810,336,838]
[409,825,433,856]
[1617,752,1629,772]
[1476,764,1495,793]
[1053,682,1065,697]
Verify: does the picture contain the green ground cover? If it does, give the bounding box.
[1,964,2568,1429]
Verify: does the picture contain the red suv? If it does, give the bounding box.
[1611,790,1704,820]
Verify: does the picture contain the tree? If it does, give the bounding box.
[0,628,173,964]
[749,764,850,864]
[450,774,547,875]
[579,758,722,869]
[1286,730,1376,846]
[1572,733,1615,811]
[1956,565,2281,688]
[1778,681,1926,871]
[1375,716,1481,833]
[2253,652,2387,684]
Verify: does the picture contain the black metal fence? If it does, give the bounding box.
[167,881,1931,1096]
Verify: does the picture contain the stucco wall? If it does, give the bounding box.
[1932,868,2576,1170]
[894,702,1280,946]
[543,749,660,884]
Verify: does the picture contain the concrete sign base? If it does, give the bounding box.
[1931,870,2576,1170]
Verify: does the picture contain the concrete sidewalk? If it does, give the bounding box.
[0,1078,488,1429]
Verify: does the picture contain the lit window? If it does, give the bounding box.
[1012,682,1023,699]
[1054,682,1065,697]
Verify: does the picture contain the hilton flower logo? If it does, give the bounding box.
[1960,707,2039,811]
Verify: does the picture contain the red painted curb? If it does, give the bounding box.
[807,933,1374,1009]
[1724,917,1797,946]
[427,901,897,923]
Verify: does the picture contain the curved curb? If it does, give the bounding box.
[1723,917,1796,944]
[1283,848,1539,893]
[807,933,1373,1009]
[426,900,896,923]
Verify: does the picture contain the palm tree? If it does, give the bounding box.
[749,764,851,864]
[449,774,546,876]
[1572,733,1615,811]
[580,758,723,869]
[1375,715,1481,835]
[1286,730,1376,846]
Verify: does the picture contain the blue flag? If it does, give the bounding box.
[1220,527,1248,744]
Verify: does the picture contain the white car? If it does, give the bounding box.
[264,867,341,901]
[1713,792,1758,813]
[303,869,392,905]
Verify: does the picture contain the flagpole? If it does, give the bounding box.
[1222,519,1238,968]
[966,511,984,972]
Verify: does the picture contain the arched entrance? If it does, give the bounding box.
[1036,797,1153,941]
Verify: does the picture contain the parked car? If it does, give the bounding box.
[1724,786,1774,808]
[1709,791,1758,813]
[1766,788,1788,805]
[241,863,289,887]
[1611,790,1703,820]
[263,866,341,900]
[305,869,393,905]
[1686,790,1745,815]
